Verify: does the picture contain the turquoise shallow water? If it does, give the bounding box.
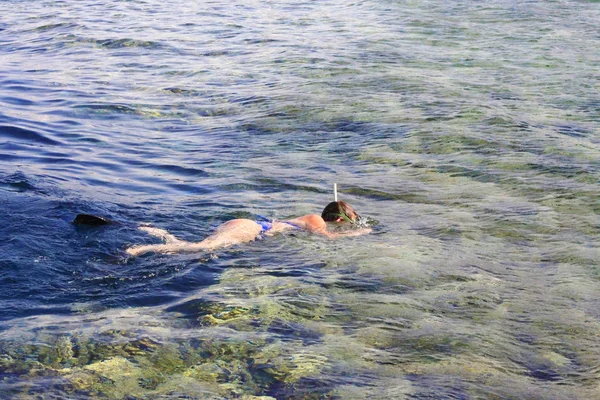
[1,0,599,399]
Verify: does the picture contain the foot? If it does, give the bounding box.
[139,226,182,244]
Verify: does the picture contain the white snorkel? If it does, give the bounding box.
[334,183,338,202]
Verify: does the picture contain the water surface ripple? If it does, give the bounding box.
[1,0,599,398]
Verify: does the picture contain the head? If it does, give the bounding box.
[321,201,360,224]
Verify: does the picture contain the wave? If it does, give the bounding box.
[0,125,61,146]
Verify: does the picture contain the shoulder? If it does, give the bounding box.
[289,214,327,232]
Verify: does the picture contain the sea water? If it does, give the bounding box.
[0,0,599,398]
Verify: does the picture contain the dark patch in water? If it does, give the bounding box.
[0,189,221,322]
[94,38,164,49]
[219,179,326,195]
[267,376,338,400]
[0,125,61,146]
[437,165,502,184]
[528,367,562,381]
[330,119,370,133]
[73,214,113,226]
[166,182,213,195]
[433,274,476,284]
[263,264,325,278]
[163,295,245,325]
[509,351,564,382]
[555,124,589,138]
[267,319,322,345]
[243,38,281,45]
[231,95,269,106]
[238,122,278,136]
[579,98,600,117]
[344,186,432,204]
[526,163,591,179]
[0,172,42,194]
[163,87,206,97]
[152,164,210,178]
[32,22,78,32]
[490,91,522,101]
[0,96,35,106]
[406,374,469,399]
[321,277,383,292]
[481,116,532,131]
[164,298,216,316]
[74,103,137,115]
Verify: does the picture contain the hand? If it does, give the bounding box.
[341,227,372,237]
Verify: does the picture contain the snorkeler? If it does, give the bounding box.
[124,201,371,257]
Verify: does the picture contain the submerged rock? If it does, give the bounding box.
[73,213,113,226]
[81,357,143,398]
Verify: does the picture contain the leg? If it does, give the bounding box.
[126,219,263,257]
[125,241,210,256]
[138,226,183,244]
[126,243,177,257]
[126,226,187,256]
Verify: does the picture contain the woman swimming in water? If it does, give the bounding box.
[125,201,371,257]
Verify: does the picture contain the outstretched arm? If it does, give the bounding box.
[319,227,372,238]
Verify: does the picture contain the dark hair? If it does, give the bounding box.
[321,201,359,223]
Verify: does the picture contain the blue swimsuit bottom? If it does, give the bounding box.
[255,215,301,235]
[256,220,273,233]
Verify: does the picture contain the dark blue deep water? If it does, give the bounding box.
[1,0,599,399]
